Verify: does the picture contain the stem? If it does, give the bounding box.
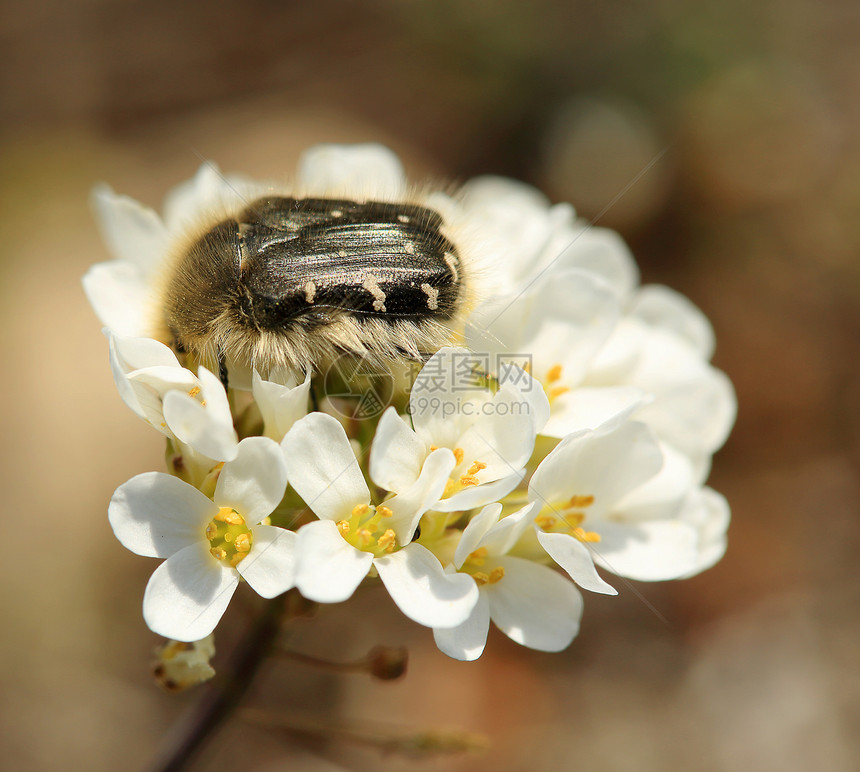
[148,592,289,772]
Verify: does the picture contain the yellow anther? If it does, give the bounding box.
[228,552,245,568]
[377,505,393,518]
[205,523,218,540]
[357,528,373,547]
[444,479,457,496]
[562,513,585,528]
[453,447,465,466]
[546,364,563,383]
[473,572,490,586]
[377,528,397,552]
[209,546,227,561]
[459,475,480,487]
[336,519,351,535]
[569,494,595,508]
[549,385,570,400]
[572,527,601,543]
[535,514,557,530]
[215,507,244,525]
[429,445,439,452]
[467,547,488,566]
[234,533,251,553]
[351,503,369,518]
[467,460,487,476]
[488,566,505,584]
[188,386,201,399]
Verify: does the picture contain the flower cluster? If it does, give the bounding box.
[86,144,735,659]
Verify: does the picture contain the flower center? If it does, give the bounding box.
[543,362,571,404]
[205,507,253,567]
[462,547,505,586]
[432,445,487,498]
[336,503,398,558]
[535,494,601,542]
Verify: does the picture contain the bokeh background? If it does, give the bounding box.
[2,1,858,769]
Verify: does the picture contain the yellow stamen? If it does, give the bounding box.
[459,475,480,487]
[569,494,595,508]
[234,533,251,553]
[377,529,397,552]
[488,566,505,584]
[562,512,585,528]
[546,364,563,383]
[209,546,227,561]
[549,385,570,400]
[215,507,244,525]
[467,547,488,566]
[429,445,439,452]
[453,447,465,466]
[572,527,601,543]
[188,386,201,399]
[467,461,487,476]
[351,504,369,518]
[205,523,218,540]
[357,528,373,547]
[337,519,351,535]
[444,479,457,496]
[473,572,489,586]
[377,505,393,518]
[535,514,557,530]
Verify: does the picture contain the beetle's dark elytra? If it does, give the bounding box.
[231,197,461,331]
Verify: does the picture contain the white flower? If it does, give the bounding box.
[109,437,295,641]
[528,419,727,585]
[466,268,646,438]
[251,368,312,442]
[281,412,479,628]
[108,333,238,481]
[370,347,549,513]
[432,503,584,661]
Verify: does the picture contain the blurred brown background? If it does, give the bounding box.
[2,1,858,769]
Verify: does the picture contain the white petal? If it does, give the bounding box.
[237,525,297,598]
[498,364,551,434]
[90,184,168,275]
[529,422,663,518]
[109,472,217,558]
[369,408,426,492]
[479,502,539,557]
[252,369,311,441]
[433,470,524,513]
[542,386,646,439]
[162,374,238,462]
[374,544,479,628]
[433,593,491,661]
[536,531,617,594]
[454,504,503,569]
[629,284,716,359]
[409,347,474,447]
[111,333,182,372]
[82,261,151,337]
[281,413,369,521]
[162,163,255,232]
[143,543,239,641]
[485,557,583,651]
[593,520,702,581]
[296,143,406,200]
[294,520,373,602]
[214,437,287,522]
[385,448,456,544]
[676,486,731,577]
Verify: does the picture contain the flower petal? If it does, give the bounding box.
[592,520,702,581]
[374,544,480,628]
[485,557,583,651]
[536,531,617,595]
[252,369,311,441]
[214,437,287,523]
[294,520,373,603]
[433,592,491,661]
[281,413,369,521]
[369,407,426,493]
[433,470,524,513]
[237,525,297,598]
[296,143,406,199]
[109,472,217,558]
[542,386,646,439]
[82,261,151,337]
[143,542,239,641]
[454,504,503,569]
[629,284,716,360]
[385,448,456,544]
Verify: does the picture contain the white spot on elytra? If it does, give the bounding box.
[304,281,316,304]
[397,214,410,223]
[404,241,415,254]
[444,252,460,283]
[362,274,387,312]
[421,283,439,311]
[331,209,343,217]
